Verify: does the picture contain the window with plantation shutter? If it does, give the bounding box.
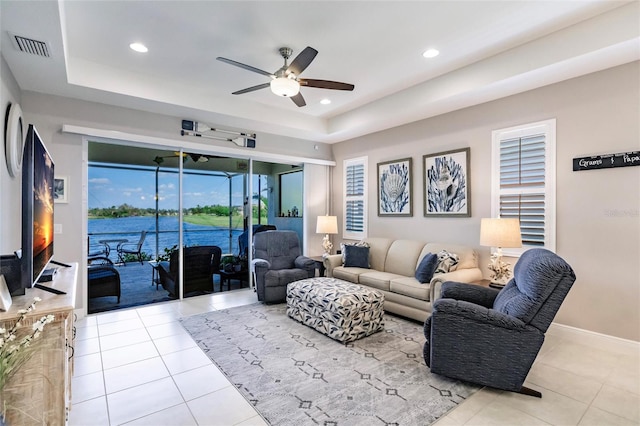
[491,120,556,255]
[344,157,367,240]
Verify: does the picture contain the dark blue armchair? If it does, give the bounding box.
[423,248,576,397]
[252,230,315,303]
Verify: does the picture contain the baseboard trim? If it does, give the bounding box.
[74,307,86,321]
[548,322,639,355]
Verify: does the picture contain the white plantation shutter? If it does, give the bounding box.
[492,120,556,255]
[344,157,367,239]
[499,194,546,246]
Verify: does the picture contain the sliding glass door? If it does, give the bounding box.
[87,142,303,312]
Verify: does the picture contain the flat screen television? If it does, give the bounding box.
[20,124,55,294]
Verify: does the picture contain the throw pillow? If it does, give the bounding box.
[435,250,459,275]
[415,252,439,283]
[340,241,370,263]
[343,245,370,268]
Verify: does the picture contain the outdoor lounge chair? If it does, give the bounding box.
[88,257,121,303]
[158,245,222,298]
[116,230,147,265]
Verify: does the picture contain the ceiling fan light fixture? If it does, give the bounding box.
[270,77,300,97]
[129,42,148,53]
[422,48,440,58]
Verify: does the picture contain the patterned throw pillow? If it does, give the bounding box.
[435,250,459,275]
[341,241,370,264]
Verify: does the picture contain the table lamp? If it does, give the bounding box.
[480,218,522,287]
[316,215,338,256]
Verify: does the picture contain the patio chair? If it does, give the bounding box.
[88,243,108,262]
[158,245,222,298]
[88,257,121,303]
[116,230,147,265]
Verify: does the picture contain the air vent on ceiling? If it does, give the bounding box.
[10,33,51,57]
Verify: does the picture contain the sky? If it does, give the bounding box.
[88,166,251,209]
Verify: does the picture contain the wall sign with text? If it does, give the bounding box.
[573,151,640,171]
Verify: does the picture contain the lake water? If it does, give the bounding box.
[88,216,243,259]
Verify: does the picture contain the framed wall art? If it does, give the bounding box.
[423,148,470,217]
[54,176,68,204]
[377,157,412,216]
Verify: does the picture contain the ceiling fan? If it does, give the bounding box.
[216,46,355,107]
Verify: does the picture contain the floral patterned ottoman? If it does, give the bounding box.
[286,277,385,343]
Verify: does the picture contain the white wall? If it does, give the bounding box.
[331,62,640,342]
[0,56,23,254]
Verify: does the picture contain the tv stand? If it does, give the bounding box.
[50,259,71,268]
[0,263,77,425]
[34,283,67,295]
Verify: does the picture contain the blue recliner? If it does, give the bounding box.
[423,248,576,397]
[253,230,315,303]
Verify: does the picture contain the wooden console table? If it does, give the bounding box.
[0,263,77,425]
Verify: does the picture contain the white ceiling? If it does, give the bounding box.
[1,1,638,143]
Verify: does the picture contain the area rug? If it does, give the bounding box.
[180,303,480,426]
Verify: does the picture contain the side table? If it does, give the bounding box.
[309,256,326,277]
[149,260,162,289]
[98,238,128,259]
[471,279,504,289]
[219,269,249,291]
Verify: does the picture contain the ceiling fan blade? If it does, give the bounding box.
[232,83,271,95]
[216,57,274,78]
[300,79,355,91]
[286,47,318,76]
[291,92,306,107]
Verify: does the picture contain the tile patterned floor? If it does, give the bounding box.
[70,289,640,426]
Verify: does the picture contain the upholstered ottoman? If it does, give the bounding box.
[286,277,385,343]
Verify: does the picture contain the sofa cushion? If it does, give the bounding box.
[343,245,370,268]
[358,270,403,292]
[415,252,438,283]
[384,239,427,276]
[362,238,394,271]
[332,266,367,283]
[390,277,430,301]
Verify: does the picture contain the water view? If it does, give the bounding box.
[88,216,243,259]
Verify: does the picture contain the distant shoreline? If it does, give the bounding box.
[88,213,264,230]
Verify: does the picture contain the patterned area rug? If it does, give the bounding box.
[181,303,480,425]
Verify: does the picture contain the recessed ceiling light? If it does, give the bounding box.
[129,42,148,53]
[320,99,331,105]
[422,48,439,58]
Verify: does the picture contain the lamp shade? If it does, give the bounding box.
[270,77,300,97]
[316,215,338,234]
[480,218,522,248]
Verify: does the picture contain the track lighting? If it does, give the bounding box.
[180,120,256,148]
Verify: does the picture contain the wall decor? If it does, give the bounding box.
[423,148,470,217]
[573,151,640,171]
[4,102,25,178]
[377,157,412,216]
[54,176,68,203]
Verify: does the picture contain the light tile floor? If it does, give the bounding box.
[70,290,639,426]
